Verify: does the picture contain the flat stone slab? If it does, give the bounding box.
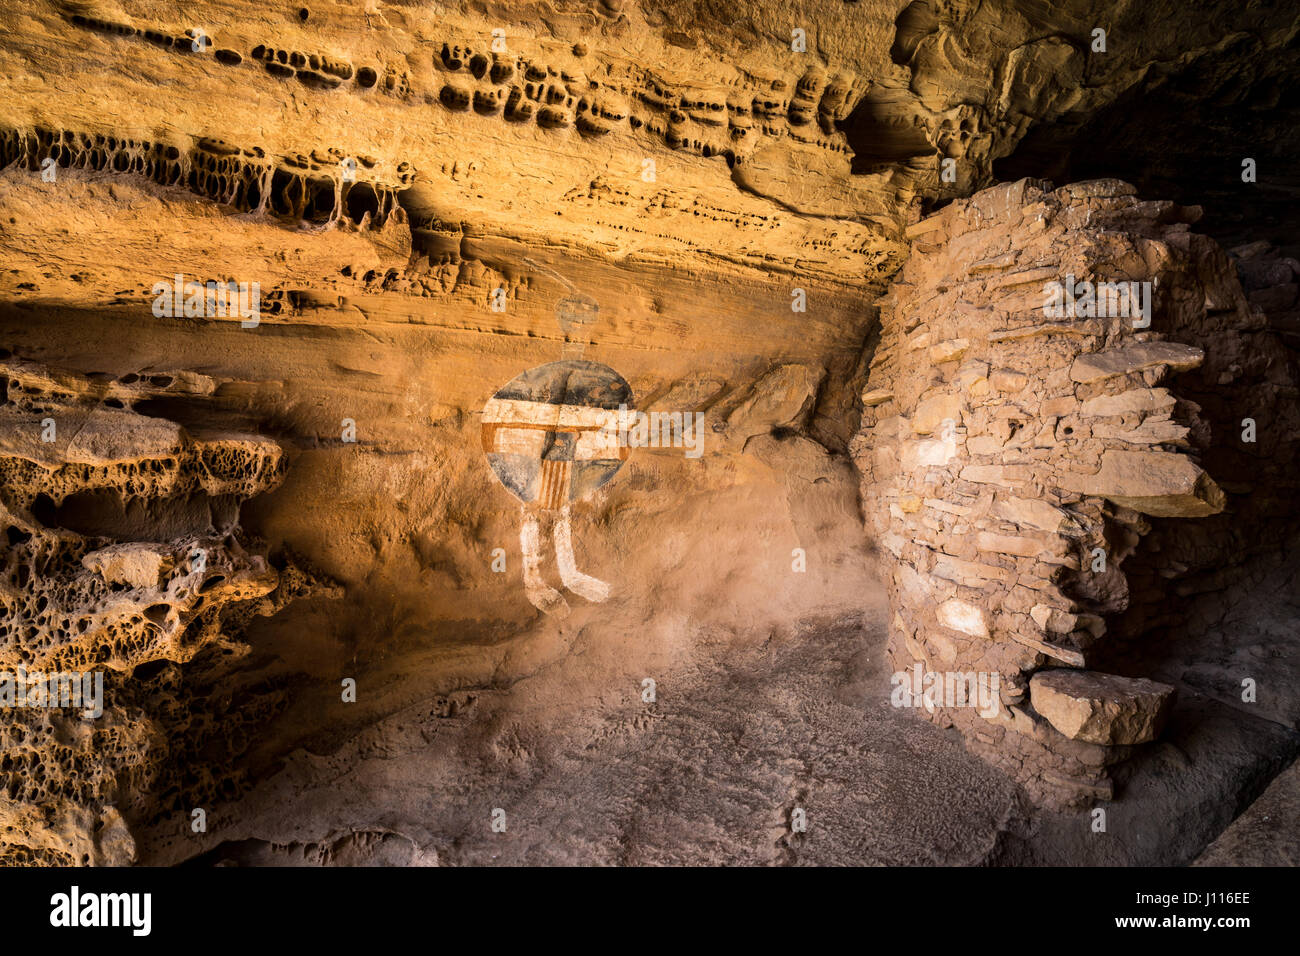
[1031,669,1176,745]
[1056,449,1225,517]
[1069,342,1204,384]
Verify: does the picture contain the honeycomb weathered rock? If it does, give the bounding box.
[0,358,313,865]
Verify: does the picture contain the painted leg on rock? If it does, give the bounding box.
[520,510,568,616]
[554,506,610,603]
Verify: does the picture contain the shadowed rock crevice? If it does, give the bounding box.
[994,29,1300,249]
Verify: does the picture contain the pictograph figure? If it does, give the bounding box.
[481,268,634,615]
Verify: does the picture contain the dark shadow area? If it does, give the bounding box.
[31,487,242,540]
[996,31,1300,251]
[838,88,938,175]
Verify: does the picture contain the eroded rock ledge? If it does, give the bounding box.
[0,357,324,865]
[853,177,1299,806]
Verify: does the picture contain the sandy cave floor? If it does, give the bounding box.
[136,604,1297,868]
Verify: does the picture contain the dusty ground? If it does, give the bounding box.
[156,608,1027,866]
[1195,761,1300,867]
[141,595,1297,867]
